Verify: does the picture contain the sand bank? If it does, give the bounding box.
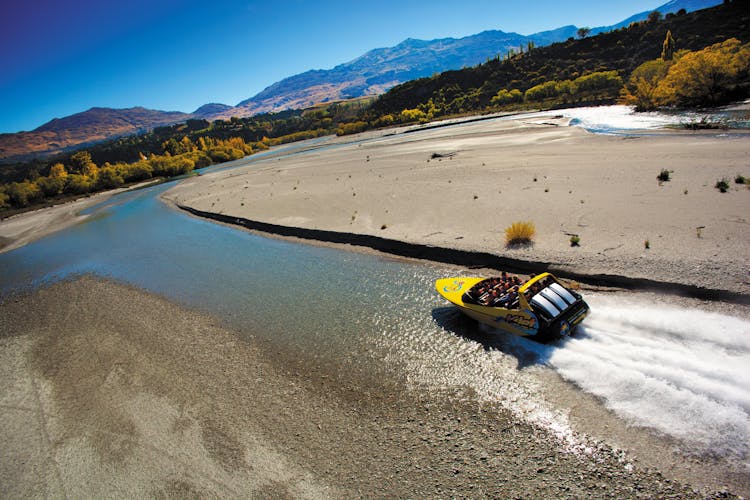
[0,276,727,497]
[165,116,750,296]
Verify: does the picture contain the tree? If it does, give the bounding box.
[661,30,675,61]
[577,27,591,39]
[620,59,672,110]
[574,71,623,92]
[70,151,94,172]
[96,165,124,189]
[48,163,68,179]
[64,174,92,195]
[0,188,9,209]
[648,11,663,23]
[491,89,523,106]
[6,181,42,207]
[655,38,750,107]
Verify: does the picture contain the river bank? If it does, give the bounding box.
[0,276,736,497]
[0,180,161,254]
[164,114,750,297]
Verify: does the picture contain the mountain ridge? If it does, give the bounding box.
[0,0,722,161]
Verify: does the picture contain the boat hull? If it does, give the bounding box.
[435,275,589,341]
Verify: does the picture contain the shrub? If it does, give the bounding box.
[505,221,536,246]
[735,174,747,184]
[570,234,580,247]
[657,169,671,182]
[715,178,730,193]
[644,239,650,249]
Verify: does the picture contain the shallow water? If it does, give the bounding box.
[1,132,749,474]
[520,104,750,134]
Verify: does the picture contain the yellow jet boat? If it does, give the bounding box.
[435,272,589,341]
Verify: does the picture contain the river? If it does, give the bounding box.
[1,114,749,492]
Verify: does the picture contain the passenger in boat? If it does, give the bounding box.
[510,286,520,306]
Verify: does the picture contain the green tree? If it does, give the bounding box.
[577,27,591,39]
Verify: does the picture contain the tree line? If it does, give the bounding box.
[0,99,370,211]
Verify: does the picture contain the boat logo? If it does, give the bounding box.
[501,311,538,331]
[443,280,464,293]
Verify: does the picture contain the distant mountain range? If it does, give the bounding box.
[0,0,723,162]
[0,107,199,162]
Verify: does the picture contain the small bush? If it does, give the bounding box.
[570,234,580,247]
[735,174,747,184]
[505,221,536,246]
[715,178,730,193]
[657,169,671,182]
[644,239,650,249]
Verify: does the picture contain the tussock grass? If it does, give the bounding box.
[505,221,536,246]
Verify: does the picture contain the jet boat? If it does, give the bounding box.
[435,272,589,341]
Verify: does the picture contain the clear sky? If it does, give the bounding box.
[1,0,666,133]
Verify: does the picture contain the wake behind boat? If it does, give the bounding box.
[435,272,589,341]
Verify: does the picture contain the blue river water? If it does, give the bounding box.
[0,158,462,384]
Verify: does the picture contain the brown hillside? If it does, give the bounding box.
[0,107,191,161]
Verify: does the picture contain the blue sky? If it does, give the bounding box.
[1,0,665,133]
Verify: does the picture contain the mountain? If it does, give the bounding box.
[0,0,723,161]
[216,29,575,120]
[0,107,192,161]
[193,103,232,118]
[592,0,724,34]
[218,0,720,119]
[366,0,748,118]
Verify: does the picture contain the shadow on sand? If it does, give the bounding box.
[431,306,584,369]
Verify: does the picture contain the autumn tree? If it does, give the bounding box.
[491,89,523,106]
[655,38,750,107]
[0,188,9,209]
[70,151,94,172]
[6,181,42,207]
[620,59,673,110]
[661,30,675,61]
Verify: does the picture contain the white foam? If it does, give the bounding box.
[561,105,685,132]
[548,295,750,460]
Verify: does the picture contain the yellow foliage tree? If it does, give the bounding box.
[49,163,68,179]
[655,38,750,107]
[619,59,673,110]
